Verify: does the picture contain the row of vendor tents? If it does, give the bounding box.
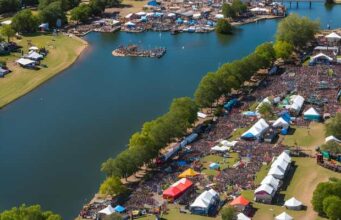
[16,46,45,68]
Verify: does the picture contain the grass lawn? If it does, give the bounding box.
[255,163,271,185]
[200,153,239,176]
[282,122,325,148]
[104,0,148,17]
[0,33,87,108]
[242,157,341,220]
[229,127,248,141]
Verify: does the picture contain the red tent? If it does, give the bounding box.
[163,178,193,201]
[230,195,250,206]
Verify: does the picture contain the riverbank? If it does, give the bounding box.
[0,33,88,109]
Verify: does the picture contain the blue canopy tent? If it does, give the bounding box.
[242,111,257,117]
[177,161,187,167]
[280,111,291,123]
[114,205,126,213]
[140,16,147,22]
[147,0,158,6]
[176,18,183,24]
[281,128,288,135]
[224,98,238,111]
[268,66,278,75]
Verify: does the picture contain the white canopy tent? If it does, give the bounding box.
[273,117,289,129]
[242,118,269,139]
[310,53,333,62]
[268,165,284,179]
[304,107,320,116]
[325,32,341,41]
[237,213,251,220]
[220,140,238,147]
[275,212,293,220]
[29,46,39,51]
[1,20,12,25]
[98,205,115,215]
[277,151,291,163]
[261,175,280,190]
[197,112,207,119]
[325,135,341,143]
[284,197,302,210]
[254,184,274,195]
[16,58,35,66]
[288,95,304,114]
[215,14,224,19]
[211,145,229,152]
[271,158,289,173]
[136,11,146,16]
[26,51,43,60]
[190,189,218,209]
[250,7,270,13]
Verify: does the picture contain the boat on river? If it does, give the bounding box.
[112,45,166,58]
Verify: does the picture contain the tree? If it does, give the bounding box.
[257,102,273,119]
[222,3,236,19]
[0,0,20,14]
[321,141,341,154]
[276,13,320,48]
[0,204,62,219]
[89,0,106,16]
[231,0,247,15]
[12,9,39,33]
[71,4,92,23]
[39,0,79,10]
[106,0,121,7]
[39,1,67,28]
[216,19,233,35]
[274,40,294,59]
[254,42,276,68]
[0,25,15,42]
[221,206,236,220]
[99,176,126,196]
[323,196,341,220]
[194,72,222,107]
[326,113,341,139]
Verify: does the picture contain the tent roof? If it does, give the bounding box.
[304,107,320,116]
[326,32,341,39]
[230,195,250,206]
[255,184,274,195]
[16,58,35,66]
[190,189,218,209]
[29,46,39,51]
[284,197,302,207]
[272,158,289,172]
[27,51,43,59]
[98,205,115,215]
[261,175,280,190]
[325,135,341,143]
[197,112,207,118]
[178,168,199,178]
[289,95,304,112]
[275,212,293,220]
[278,152,291,163]
[220,140,238,147]
[242,118,269,138]
[268,165,284,176]
[273,117,289,128]
[311,53,333,61]
[237,213,251,220]
[211,145,229,152]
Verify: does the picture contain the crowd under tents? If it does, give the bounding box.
[284,197,303,210]
[303,107,321,121]
[275,212,293,220]
[241,118,269,140]
[190,189,220,215]
[325,135,341,143]
[162,178,193,201]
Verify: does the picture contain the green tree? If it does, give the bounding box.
[106,0,121,7]
[0,204,62,219]
[274,40,294,59]
[99,176,126,196]
[222,3,236,18]
[194,72,222,107]
[71,4,92,23]
[89,0,106,16]
[221,206,236,220]
[0,25,15,42]
[39,0,79,10]
[321,141,341,154]
[254,42,276,67]
[0,0,20,14]
[39,1,67,28]
[323,196,341,220]
[12,9,39,33]
[276,13,320,48]
[216,19,233,35]
[257,102,273,119]
[326,113,341,139]
[231,0,247,15]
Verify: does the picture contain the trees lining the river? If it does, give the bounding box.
[0,204,62,220]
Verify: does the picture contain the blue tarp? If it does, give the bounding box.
[114,205,125,213]
[176,18,183,24]
[268,66,278,75]
[224,98,238,111]
[209,163,220,170]
[281,128,288,135]
[243,111,257,117]
[177,161,187,167]
[154,12,163,17]
[241,132,255,139]
[280,112,291,123]
[140,16,147,21]
[147,0,158,6]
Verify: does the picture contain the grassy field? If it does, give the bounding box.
[0,33,87,108]
[229,127,248,141]
[200,153,239,176]
[282,122,326,148]
[104,0,148,17]
[242,157,341,220]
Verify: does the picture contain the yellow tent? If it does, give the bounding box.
[178,168,199,178]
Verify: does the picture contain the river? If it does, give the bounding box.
[1,3,341,219]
